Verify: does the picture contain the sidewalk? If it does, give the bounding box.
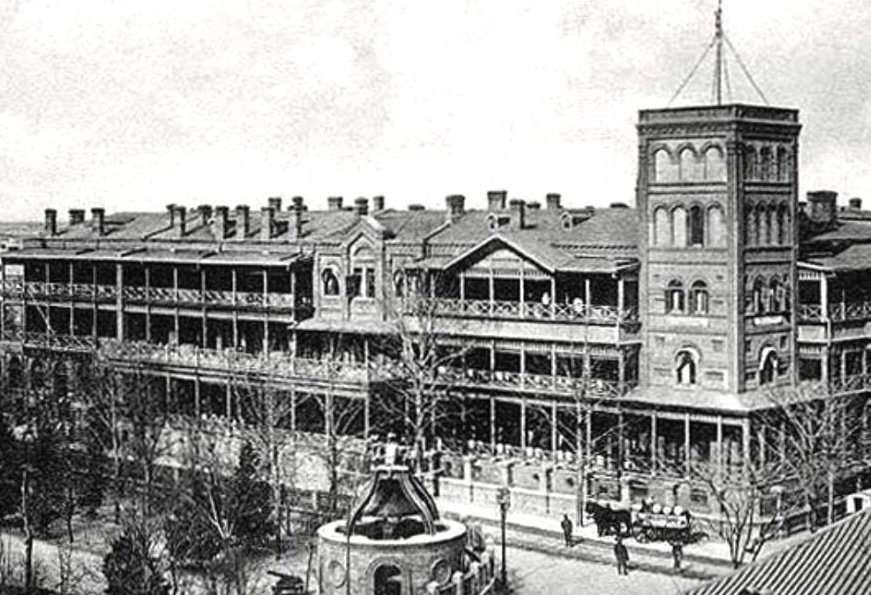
[437,498,812,581]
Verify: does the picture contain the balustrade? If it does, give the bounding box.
[407,297,636,325]
[437,366,625,398]
[798,300,871,323]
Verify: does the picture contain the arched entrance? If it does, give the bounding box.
[373,564,403,595]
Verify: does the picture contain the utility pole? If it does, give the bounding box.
[496,487,511,592]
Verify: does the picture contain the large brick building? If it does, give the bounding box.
[2,103,871,524]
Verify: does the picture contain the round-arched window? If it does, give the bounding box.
[666,280,685,314]
[676,350,697,385]
[322,268,339,296]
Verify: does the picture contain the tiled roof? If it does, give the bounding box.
[803,243,871,271]
[684,509,871,595]
[806,220,871,243]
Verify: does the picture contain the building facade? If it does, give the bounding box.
[2,104,871,526]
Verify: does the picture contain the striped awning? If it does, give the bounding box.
[684,509,871,595]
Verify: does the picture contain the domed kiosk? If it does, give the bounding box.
[317,443,494,595]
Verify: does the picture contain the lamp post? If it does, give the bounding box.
[496,486,511,592]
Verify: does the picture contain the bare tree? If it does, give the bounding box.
[761,384,864,528]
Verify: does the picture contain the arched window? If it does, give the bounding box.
[745,207,756,246]
[393,271,406,298]
[769,278,784,312]
[691,281,709,314]
[653,206,670,246]
[666,280,685,314]
[744,146,757,180]
[672,206,687,247]
[757,205,769,245]
[654,148,675,182]
[768,204,778,246]
[777,204,790,245]
[689,205,705,246]
[374,564,403,595]
[708,205,725,247]
[321,268,339,296]
[752,278,765,314]
[760,146,773,181]
[760,349,779,385]
[776,146,790,181]
[676,350,697,385]
[680,147,700,181]
[704,145,726,181]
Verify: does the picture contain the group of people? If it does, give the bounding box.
[559,513,684,576]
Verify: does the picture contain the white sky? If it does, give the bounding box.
[1,0,870,220]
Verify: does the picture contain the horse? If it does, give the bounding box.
[585,501,632,537]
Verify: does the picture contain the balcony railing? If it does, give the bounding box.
[406,297,637,325]
[122,286,296,310]
[0,281,117,301]
[798,301,871,323]
[436,366,627,398]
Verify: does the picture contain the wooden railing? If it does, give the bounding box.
[436,366,628,398]
[0,281,117,301]
[406,297,637,325]
[798,301,871,323]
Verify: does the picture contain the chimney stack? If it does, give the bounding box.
[166,204,177,228]
[807,191,838,229]
[291,196,304,211]
[509,199,526,230]
[372,195,385,212]
[487,190,507,212]
[288,203,303,240]
[268,196,282,212]
[91,208,106,236]
[527,201,541,210]
[235,205,250,237]
[44,209,57,237]
[69,209,85,225]
[214,206,230,239]
[198,204,213,226]
[849,197,863,211]
[546,193,561,210]
[328,196,343,211]
[445,194,466,223]
[354,197,369,217]
[261,206,275,240]
[174,206,187,235]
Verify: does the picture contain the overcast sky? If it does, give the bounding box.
[1,0,870,220]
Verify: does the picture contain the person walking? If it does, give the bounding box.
[614,536,629,576]
[672,542,684,571]
[560,514,573,547]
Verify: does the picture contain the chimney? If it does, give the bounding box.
[288,204,302,240]
[261,206,275,240]
[198,204,213,226]
[609,202,629,209]
[354,197,369,217]
[214,206,230,239]
[268,196,282,212]
[372,195,385,212]
[174,206,187,235]
[487,190,507,212]
[546,193,561,210]
[44,209,57,236]
[235,205,250,237]
[807,191,838,228]
[527,201,541,210]
[166,204,177,228]
[408,204,425,211]
[291,196,304,211]
[445,194,465,223]
[327,196,343,211]
[91,208,106,236]
[849,197,863,211]
[509,199,526,230]
[68,209,85,225]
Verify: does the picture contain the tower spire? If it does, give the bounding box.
[714,0,723,105]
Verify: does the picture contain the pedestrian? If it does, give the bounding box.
[614,536,629,576]
[672,542,683,571]
[560,514,573,547]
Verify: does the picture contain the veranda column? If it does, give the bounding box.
[489,396,496,450]
[231,269,239,348]
[742,418,751,477]
[820,275,829,320]
[200,267,207,346]
[684,413,691,478]
[262,268,269,353]
[716,415,724,482]
[193,377,201,417]
[650,413,657,474]
[551,401,558,455]
[144,266,152,342]
[115,263,124,340]
[172,266,179,343]
[68,262,74,335]
[520,399,527,450]
[225,383,232,418]
[91,264,98,338]
[363,396,370,438]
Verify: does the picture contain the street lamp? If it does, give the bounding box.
[496,487,511,591]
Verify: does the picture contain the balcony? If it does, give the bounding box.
[0,281,117,302]
[407,297,637,325]
[436,366,628,399]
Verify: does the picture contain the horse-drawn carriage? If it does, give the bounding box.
[585,501,705,545]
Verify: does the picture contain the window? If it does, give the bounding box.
[654,148,675,182]
[708,205,725,247]
[689,205,705,246]
[751,278,764,314]
[745,207,756,245]
[756,205,769,245]
[680,147,700,181]
[347,268,362,298]
[768,278,780,312]
[666,280,685,314]
[653,206,670,246]
[760,146,773,180]
[776,146,790,181]
[691,281,709,314]
[777,204,790,244]
[672,206,687,247]
[321,268,339,296]
[365,268,376,298]
[676,350,697,385]
[393,271,406,298]
[744,146,757,180]
[704,145,726,181]
[760,349,778,385]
